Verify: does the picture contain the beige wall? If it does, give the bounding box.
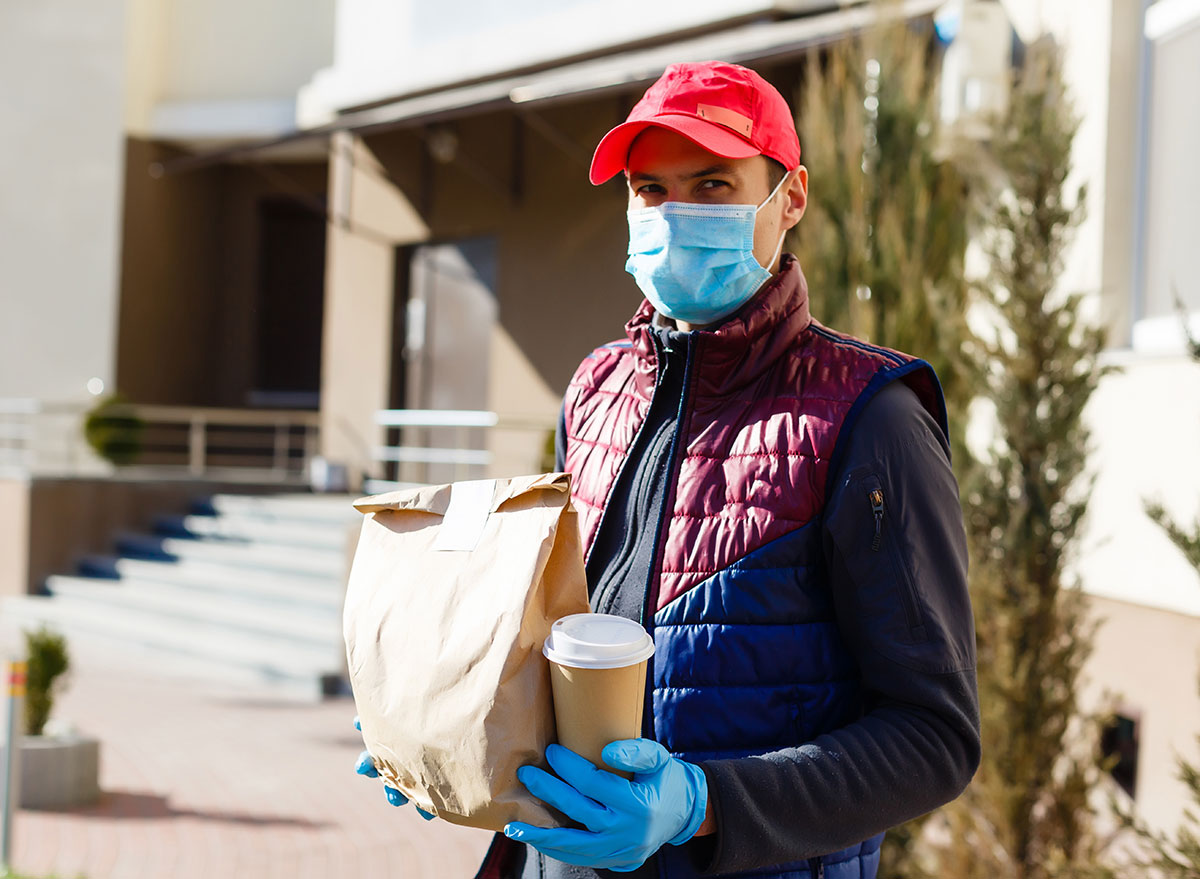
[320,98,645,483]
[163,0,335,103]
[319,132,428,485]
[117,138,327,408]
[0,0,128,402]
[1083,594,1200,835]
[366,98,643,400]
[123,0,170,134]
[316,96,647,483]
[0,478,31,599]
[125,0,335,137]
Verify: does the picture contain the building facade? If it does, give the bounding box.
[1,0,1198,845]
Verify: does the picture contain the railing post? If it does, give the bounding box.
[273,422,289,477]
[304,422,319,481]
[189,415,206,476]
[454,425,465,482]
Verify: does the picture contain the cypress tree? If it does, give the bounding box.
[796,9,1119,876]
[941,36,1116,879]
[793,12,973,464]
[793,12,972,876]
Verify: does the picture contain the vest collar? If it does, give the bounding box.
[624,253,814,399]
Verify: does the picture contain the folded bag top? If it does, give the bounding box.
[344,472,589,832]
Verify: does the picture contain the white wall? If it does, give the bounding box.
[1074,352,1200,617]
[0,0,128,402]
[1140,18,1200,321]
[129,0,335,141]
[301,0,823,119]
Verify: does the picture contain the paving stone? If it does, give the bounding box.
[6,638,493,878]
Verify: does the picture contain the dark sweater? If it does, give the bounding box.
[518,322,980,879]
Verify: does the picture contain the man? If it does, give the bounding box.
[359,61,980,879]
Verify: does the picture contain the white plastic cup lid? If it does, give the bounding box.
[543,613,655,669]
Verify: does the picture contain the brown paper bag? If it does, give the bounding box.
[343,472,589,831]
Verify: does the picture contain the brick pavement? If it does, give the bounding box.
[6,638,493,879]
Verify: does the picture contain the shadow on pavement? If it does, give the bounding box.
[32,789,332,829]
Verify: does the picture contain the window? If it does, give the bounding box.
[1101,712,1140,798]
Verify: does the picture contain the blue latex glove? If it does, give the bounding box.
[503,739,708,872]
[352,716,435,820]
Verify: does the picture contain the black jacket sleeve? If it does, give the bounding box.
[690,380,981,874]
[555,402,568,473]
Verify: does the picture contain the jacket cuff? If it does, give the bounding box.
[682,763,725,874]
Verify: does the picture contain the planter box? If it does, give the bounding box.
[0,734,101,809]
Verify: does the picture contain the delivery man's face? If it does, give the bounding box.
[624,126,808,274]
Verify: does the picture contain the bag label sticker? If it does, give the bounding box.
[433,479,496,552]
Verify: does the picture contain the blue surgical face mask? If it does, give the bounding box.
[625,171,790,327]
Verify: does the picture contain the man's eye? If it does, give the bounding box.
[636,184,665,195]
[699,180,729,190]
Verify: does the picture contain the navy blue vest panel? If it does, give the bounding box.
[653,525,862,762]
[654,832,884,878]
[648,526,879,878]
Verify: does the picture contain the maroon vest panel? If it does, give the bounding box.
[563,255,945,613]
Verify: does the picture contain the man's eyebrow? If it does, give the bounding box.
[627,164,740,183]
[686,164,738,179]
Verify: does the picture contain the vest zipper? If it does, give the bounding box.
[581,334,669,571]
[638,335,695,740]
[641,335,695,625]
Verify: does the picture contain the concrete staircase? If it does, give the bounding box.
[0,492,362,701]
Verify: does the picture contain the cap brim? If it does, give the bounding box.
[588,115,761,185]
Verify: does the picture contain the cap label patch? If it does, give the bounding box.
[696,103,753,137]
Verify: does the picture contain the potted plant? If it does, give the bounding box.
[82,392,144,467]
[17,627,100,809]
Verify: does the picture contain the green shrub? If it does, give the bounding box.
[23,626,70,737]
[83,393,144,466]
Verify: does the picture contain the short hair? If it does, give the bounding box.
[765,156,787,191]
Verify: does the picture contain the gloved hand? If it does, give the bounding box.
[503,739,708,872]
[352,716,435,820]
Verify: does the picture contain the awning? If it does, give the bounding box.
[156,0,942,175]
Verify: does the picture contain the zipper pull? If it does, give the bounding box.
[869,488,884,552]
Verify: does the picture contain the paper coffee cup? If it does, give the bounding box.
[543,613,654,776]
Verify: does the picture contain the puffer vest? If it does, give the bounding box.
[561,256,946,879]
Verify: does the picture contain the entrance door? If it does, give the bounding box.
[251,197,326,409]
[389,237,497,482]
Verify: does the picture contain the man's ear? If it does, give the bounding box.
[781,166,808,231]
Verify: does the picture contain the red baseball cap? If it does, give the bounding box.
[589,61,802,185]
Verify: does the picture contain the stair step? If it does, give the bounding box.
[1,595,338,700]
[76,555,344,610]
[154,512,354,552]
[112,532,345,579]
[196,493,362,526]
[45,575,341,644]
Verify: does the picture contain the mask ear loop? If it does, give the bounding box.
[755,167,794,213]
[757,167,796,272]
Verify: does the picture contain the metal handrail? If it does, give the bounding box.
[371,408,555,488]
[375,409,499,428]
[0,398,321,483]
